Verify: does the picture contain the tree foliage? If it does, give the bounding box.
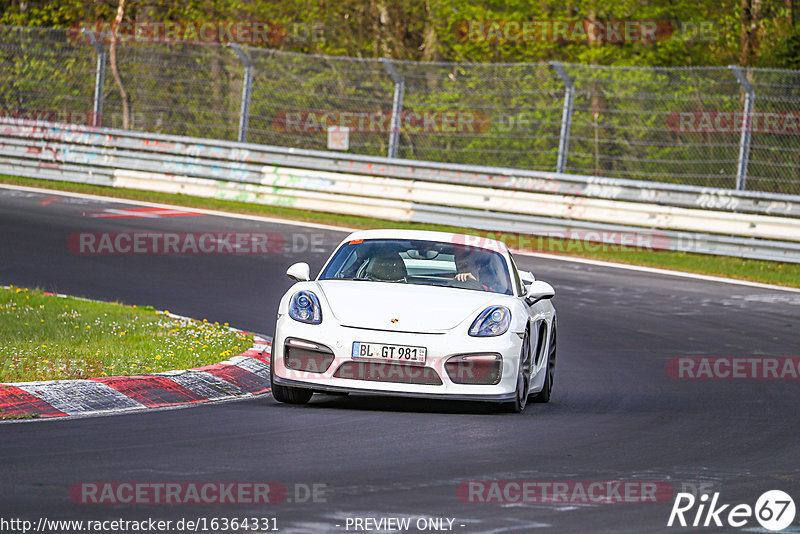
[1,0,798,67]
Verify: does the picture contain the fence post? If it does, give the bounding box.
[729,65,755,191]
[84,30,106,128]
[381,58,405,159]
[229,44,254,143]
[550,61,575,174]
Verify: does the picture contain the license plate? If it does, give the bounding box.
[352,342,427,365]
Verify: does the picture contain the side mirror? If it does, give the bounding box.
[519,270,535,284]
[286,262,311,282]
[525,280,555,305]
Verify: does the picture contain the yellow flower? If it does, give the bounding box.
[155,355,162,360]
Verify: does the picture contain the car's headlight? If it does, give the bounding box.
[288,291,322,324]
[468,306,510,337]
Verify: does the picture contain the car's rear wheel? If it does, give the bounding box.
[269,355,313,405]
[531,321,556,403]
[502,330,531,413]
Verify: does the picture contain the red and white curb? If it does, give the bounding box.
[0,339,271,419]
[0,287,273,419]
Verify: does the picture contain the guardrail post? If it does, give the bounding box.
[381,58,405,159]
[84,29,106,128]
[729,65,755,191]
[229,44,254,143]
[550,61,575,174]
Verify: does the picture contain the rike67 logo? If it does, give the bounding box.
[668,490,796,531]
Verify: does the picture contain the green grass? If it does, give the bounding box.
[2,174,799,288]
[0,410,40,420]
[0,286,252,383]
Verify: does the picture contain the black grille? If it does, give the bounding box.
[333,361,443,385]
[445,356,502,385]
[284,343,334,373]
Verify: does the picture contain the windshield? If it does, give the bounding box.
[319,239,513,295]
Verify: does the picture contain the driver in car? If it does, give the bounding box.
[455,253,478,283]
[455,251,505,292]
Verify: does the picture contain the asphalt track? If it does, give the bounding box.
[1,185,800,533]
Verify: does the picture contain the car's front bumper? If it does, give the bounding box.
[272,313,524,400]
[271,375,518,402]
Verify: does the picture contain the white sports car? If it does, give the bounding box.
[270,229,557,413]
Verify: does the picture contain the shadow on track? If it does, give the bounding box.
[265,392,563,415]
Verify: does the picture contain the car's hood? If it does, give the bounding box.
[316,280,505,332]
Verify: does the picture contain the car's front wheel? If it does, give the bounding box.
[502,330,531,413]
[269,356,313,405]
[531,322,556,403]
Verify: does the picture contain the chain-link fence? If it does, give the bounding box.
[1,25,799,195]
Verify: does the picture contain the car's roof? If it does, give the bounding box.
[341,229,509,254]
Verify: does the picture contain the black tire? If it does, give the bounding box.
[531,321,556,403]
[269,351,313,405]
[502,330,531,413]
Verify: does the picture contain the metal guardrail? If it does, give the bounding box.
[3,117,798,218]
[1,117,800,263]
